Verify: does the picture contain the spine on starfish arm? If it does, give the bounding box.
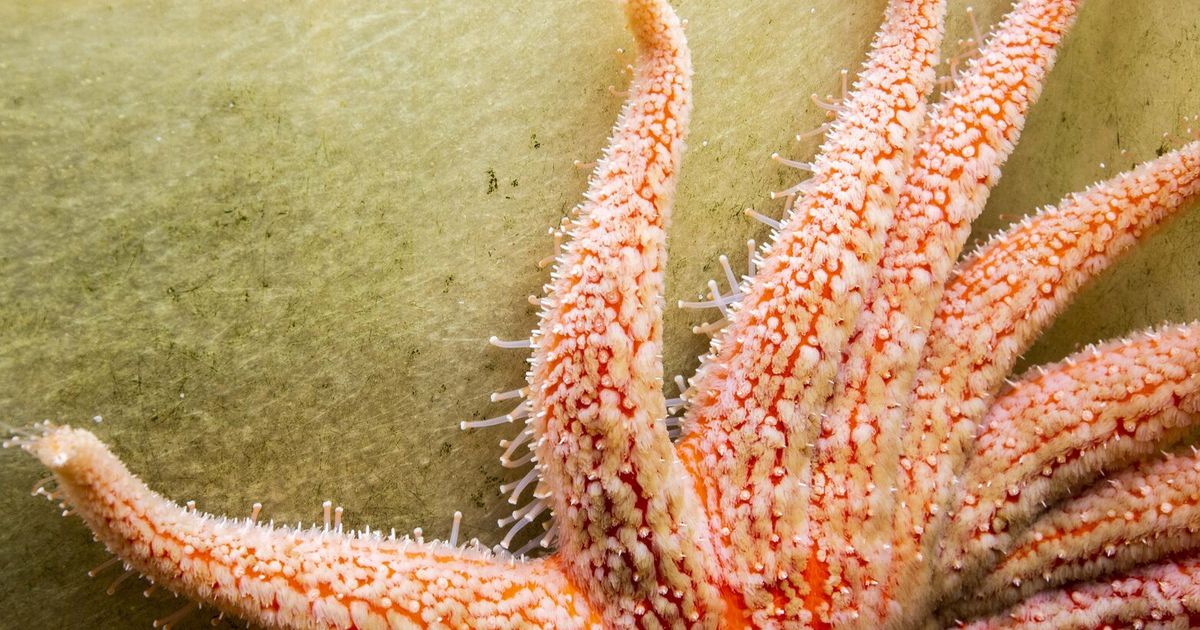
[25,426,597,629]
[673,0,946,622]
[898,139,1200,580]
[963,552,1200,630]
[945,322,1200,590]
[949,446,1200,622]
[525,1,727,626]
[805,0,1080,620]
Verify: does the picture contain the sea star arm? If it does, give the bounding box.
[929,138,1200,390]
[525,0,726,625]
[27,426,597,629]
[909,139,1200,458]
[962,554,1200,630]
[805,1,1080,620]
[898,139,1200,563]
[23,3,710,627]
[949,448,1200,621]
[946,323,1200,584]
[674,0,946,618]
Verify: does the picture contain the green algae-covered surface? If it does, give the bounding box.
[2,0,1198,626]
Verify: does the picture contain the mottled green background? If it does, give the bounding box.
[1,0,1197,627]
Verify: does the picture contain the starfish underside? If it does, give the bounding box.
[13,0,1200,628]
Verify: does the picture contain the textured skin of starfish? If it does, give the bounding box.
[808,1,1080,624]
[912,138,1200,512]
[11,1,1200,629]
[677,0,948,622]
[888,135,1200,617]
[948,318,1200,582]
[958,444,1200,620]
[28,426,597,628]
[524,0,727,625]
[965,553,1200,629]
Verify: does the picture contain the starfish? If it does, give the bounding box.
[9,0,1200,628]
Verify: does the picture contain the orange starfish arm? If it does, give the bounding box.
[675,0,947,619]
[808,0,1081,618]
[28,427,597,629]
[947,323,1200,584]
[962,553,1200,629]
[526,0,725,625]
[927,139,1200,394]
[912,139,1200,460]
[951,448,1200,621]
[901,138,1200,555]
